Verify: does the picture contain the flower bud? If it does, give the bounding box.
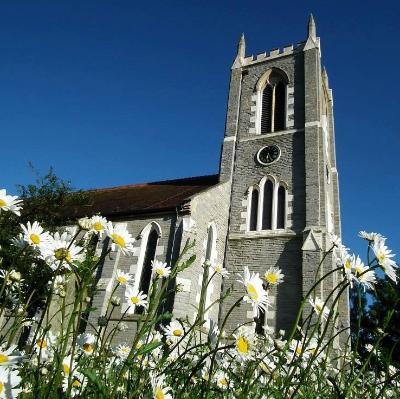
[40,367,48,375]
[111,296,121,307]
[98,316,108,327]
[117,322,128,332]
[9,270,21,282]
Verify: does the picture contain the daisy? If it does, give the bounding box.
[264,267,284,286]
[106,222,135,255]
[372,238,397,283]
[211,263,229,277]
[62,355,75,376]
[20,221,50,247]
[309,297,330,320]
[161,320,185,344]
[89,215,108,235]
[237,266,269,317]
[77,333,96,356]
[151,375,173,399]
[113,344,131,360]
[0,367,21,398]
[234,328,254,360]
[152,260,171,279]
[125,286,148,313]
[359,231,384,243]
[62,372,86,397]
[0,345,24,367]
[115,269,134,286]
[0,189,23,216]
[215,370,230,390]
[31,330,56,360]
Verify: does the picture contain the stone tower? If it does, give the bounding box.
[219,16,349,334]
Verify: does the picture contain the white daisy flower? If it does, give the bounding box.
[10,233,25,249]
[51,275,67,295]
[354,259,376,291]
[359,231,384,243]
[20,221,50,248]
[372,238,397,283]
[113,344,131,360]
[0,189,23,216]
[215,370,230,390]
[0,367,21,398]
[211,263,229,277]
[62,371,86,397]
[125,286,148,313]
[151,375,173,399]
[106,222,135,255]
[234,328,254,360]
[237,266,269,317]
[115,269,134,286]
[161,320,185,344]
[89,215,108,235]
[152,260,171,279]
[31,330,56,359]
[0,345,24,367]
[264,267,284,286]
[77,333,96,356]
[62,355,75,376]
[309,297,330,320]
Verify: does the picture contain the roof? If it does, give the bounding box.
[67,174,220,218]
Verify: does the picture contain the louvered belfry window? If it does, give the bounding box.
[249,188,259,231]
[260,71,286,134]
[277,186,286,229]
[262,180,273,230]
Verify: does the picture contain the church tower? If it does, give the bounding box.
[219,16,349,334]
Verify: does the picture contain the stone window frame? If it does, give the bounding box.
[255,68,289,135]
[246,175,288,233]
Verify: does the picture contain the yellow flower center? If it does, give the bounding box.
[63,363,70,375]
[112,233,126,248]
[131,296,140,304]
[0,354,9,364]
[93,222,103,231]
[155,387,165,399]
[215,265,222,273]
[247,283,258,300]
[377,254,385,263]
[30,233,41,245]
[355,266,363,275]
[36,339,47,349]
[0,382,3,394]
[315,304,322,312]
[83,343,93,353]
[295,346,302,355]
[0,199,6,207]
[54,248,71,262]
[236,336,249,354]
[344,259,351,269]
[72,379,81,388]
[219,378,228,386]
[173,329,183,337]
[265,273,278,284]
[117,276,128,285]
[156,268,165,276]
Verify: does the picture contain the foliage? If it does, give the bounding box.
[0,190,399,398]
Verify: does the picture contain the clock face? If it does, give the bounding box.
[257,145,281,165]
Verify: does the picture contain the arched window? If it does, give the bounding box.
[258,69,288,134]
[249,188,259,231]
[276,186,286,229]
[262,180,273,230]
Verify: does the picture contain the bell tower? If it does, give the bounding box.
[219,16,349,334]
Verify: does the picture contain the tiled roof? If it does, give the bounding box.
[67,174,220,218]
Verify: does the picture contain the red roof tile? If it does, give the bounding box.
[67,174,219,218]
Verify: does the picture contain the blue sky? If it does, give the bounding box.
[1,1,399,260]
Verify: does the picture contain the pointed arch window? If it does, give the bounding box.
[276,186,286,229]
[262,180,273,230]
[249,188,259,231]
[258,69,288,134]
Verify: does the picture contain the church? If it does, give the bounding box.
[72,16,349,340]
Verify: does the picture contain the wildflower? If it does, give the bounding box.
[237,266,269,317]
[51,275,67,295]
[152,260,171,278]
[0,189,22,216]
[113,344,131,360]
[78,217,91,230]
[125,286,148,313]
[151,375,173,399]
[309,297,330,320]
[62,355,75,376]
[77,333,96,356]
[31,330,56,359]
[10,234,25,249]
[264,267,284,286]
[89,215,108,235]
[372,238,397,283]
[115,269,133,286]
[63,372,86,397]
[106,222,135,255]
[215,371,230,390]
[0,367,21,398]
[211,263,229,277]
[234,328,254,360]
[354,260,376,290]
[162,320,185,344]
[359,231,384,243]
[20,221,50,248]
[0,345,24,367]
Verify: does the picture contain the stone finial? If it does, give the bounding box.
[322,66,329,87]
[308,14,316,40]
[232,33,246,69]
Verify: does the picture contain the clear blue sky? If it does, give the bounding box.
[1,1,399,260]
